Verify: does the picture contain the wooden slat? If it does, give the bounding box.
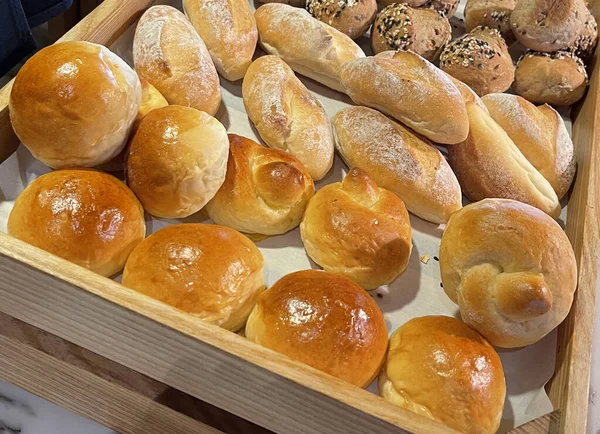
[508,411,561,434]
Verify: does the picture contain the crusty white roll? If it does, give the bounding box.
[448,102,561,217]
[332,106,462,224]
[465,0,518,44]
[482,93,576,199]
[341,51,468,144]
[254,3,365,92]
[126,105,229,218]
[9,41,141,169]
[439,199,578,347]
[183,0,258,81]
[206,134,315,235]
[8,170,145,277]
[307,0,377,39]
[242,56,334,180]
[300,168,412,290]
[245,270,388,387]
[123,224,265,332]
[133,5,221,116]
[380,316,506,434]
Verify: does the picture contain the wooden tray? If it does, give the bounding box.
[0,0,598,433]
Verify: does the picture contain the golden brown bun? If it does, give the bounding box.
[371,4,451,61]
[570,10,598,58]
[439,199,578,347]
[510,0,589,52]
[379,316,506,434]
[245,270,387,387]
[300,168,412,289]
[9,41,141,169]
[8,170,145,277]
[513,51,588,106]
[133,5,221,116]
[206,134,315,235]
[440,26,514,96]
[448,102,561,217]
[464,0,518,44]
[183,0,258,81]
[307,0,377,39]
[332,106,462,224]
[340,51,468,144]
[254,3,365,92]
[242,56,334,180]
[482,93,576,199]
[422,0,459,18]
[123,224,264,332]
[126,105,229,218]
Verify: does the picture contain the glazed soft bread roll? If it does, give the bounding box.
[340,51,469,144]
[254,3,365,92]
[379,316,506,434]
[134,5,221,115]
[300,168,412,290]
[9,41,141,169]
[206,134,315,235]
[332,106,462,224]
[439,199,578,347]
[183,0,258,81]
[126,105,229,218]
[307,0,377,39]
[448,102,561,218]
[123,224,264,332]
[245,270,387,387]
[8,170,145,277]
[482,93,576,199]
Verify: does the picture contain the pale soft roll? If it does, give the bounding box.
[9,41,141,169]
[242,55,334,180]
[123,224,265,332]
[439,199,577,347]
[300,168,412,290]
[332,106,462,224]
[206,134,315,235]
[379,316,506,434]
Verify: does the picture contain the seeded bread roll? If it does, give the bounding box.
[307,0,377,39]
[464,0,518,45]
[440,26,514,96]
[422,0,459,18]
[371,4,451,61]
[569,10,598,58]
[513,51,588,106]
[378,0,427,6]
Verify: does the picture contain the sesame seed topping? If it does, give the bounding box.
[374,3,415,51]
[440,27,501,68]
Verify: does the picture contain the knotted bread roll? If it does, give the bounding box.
[439,199,577,347]
[300,168,412,290]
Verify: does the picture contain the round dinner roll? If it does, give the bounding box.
[439,199,578,347]
[307,0,377,39]
[8,170,145,277]
[245,270,388,387]
[123,224,265,332]
[570,10,598,58]
[9,41,141,169]
[126,105,229,218]
[300,168,412,290]
[379,316,506,434]
[464,0,518,45]
[206,134,315,235]
[422,0,459,18]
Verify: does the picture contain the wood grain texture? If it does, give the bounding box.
[508,411,560,434]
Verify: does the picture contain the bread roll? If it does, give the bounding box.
[206,134,315,235]
[513,50,588,106]
[245,270,387,387]
[422,0,459,18]
[340,51,468,144]
[133,5,221,116]
[259,0,306,6]
[378,0,427,6]
[332,106,462,224]
[183,0,258,81]
[440,199,578,347]
[371,4,451,61]
[379,316,505,433]
[570,10,598,58]
[482,93,576,199]
[126,105,229,218]
[307,0,377,39]
[510,0,589,52]
[9,41,141,169]
[8,170,145,277]
[440,26,514,96]
[242,56,334,180]
[254,3,365,92]
[300,168,412,289]
[464,0,518,44]
[123,224,265,332]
